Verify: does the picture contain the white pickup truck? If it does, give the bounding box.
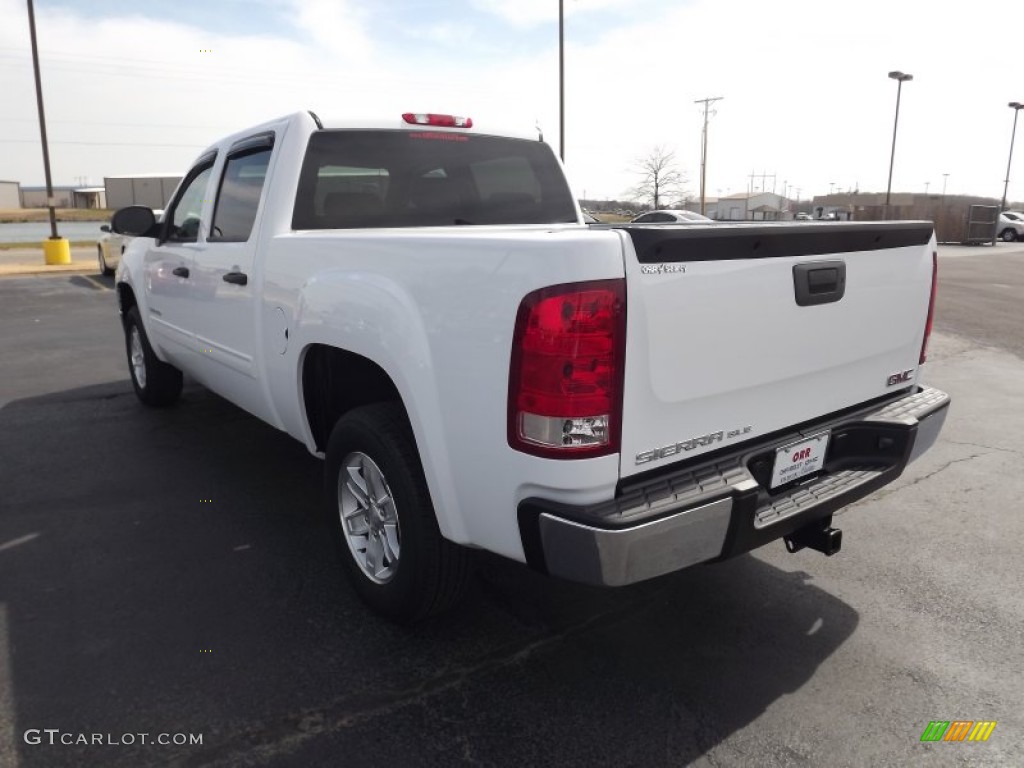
[112,111,949,622]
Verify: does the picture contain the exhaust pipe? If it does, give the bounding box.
[784,522,842,556]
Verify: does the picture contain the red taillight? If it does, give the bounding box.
[508,280,626,458]
[920,250,937,363]
[402,112,473,128]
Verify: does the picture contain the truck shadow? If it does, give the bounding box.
[0,383,859,767]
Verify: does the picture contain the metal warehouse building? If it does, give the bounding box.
[20,186,106,209]
[104,174,182,210]
[0,180,23,209]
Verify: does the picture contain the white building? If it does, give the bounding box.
[708,192,794,221]
[20,186,76,208]
[104,174,182,210]
[0,180,20,209]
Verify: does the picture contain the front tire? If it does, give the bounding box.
[124,306,182,406]
[324,403,472,623]
[98,245,113,276]
[1000,228,1017,242]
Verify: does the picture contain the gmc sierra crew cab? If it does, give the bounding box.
[111,111,949,622]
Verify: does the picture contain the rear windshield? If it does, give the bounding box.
[292,130,577,229]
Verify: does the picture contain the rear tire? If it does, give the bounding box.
[124,306,182,406]
[1000,228,1017,242]
[324,403,472,623]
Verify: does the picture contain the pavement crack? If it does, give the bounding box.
[902,453,986,489]
[841,452,988,510]
[946,439,1024,457]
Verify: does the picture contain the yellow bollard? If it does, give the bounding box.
[43,237,71,265]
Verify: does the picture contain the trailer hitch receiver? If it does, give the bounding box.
[784,522,842,556]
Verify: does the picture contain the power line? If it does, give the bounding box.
[0,117,227,129]
[0,139,206,148]
[0,47,395,88]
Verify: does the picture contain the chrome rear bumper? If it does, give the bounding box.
[521,387,950,587]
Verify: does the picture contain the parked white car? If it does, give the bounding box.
[98,210,163,275]
[997,211,1024,242]
[97,224,126,276]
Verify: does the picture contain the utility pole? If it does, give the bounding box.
[694,96,723,216]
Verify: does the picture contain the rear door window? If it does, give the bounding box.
[293,131,577,229]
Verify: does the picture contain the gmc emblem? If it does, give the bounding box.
[887,369,914,387]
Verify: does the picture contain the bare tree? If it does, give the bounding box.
[629,146,687,210]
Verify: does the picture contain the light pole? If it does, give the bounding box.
[994,102,1023,244]
[558,0,564,161]
[939,173,949,239]
[885,70,913,219]
[26,0,70,264]
[998,102,1023,215]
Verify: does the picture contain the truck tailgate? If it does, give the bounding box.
[617,222,935,478]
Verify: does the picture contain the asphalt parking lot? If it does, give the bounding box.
[1,244,1023,767]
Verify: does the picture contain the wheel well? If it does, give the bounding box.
[117,283,137,323]
[302,345,403,453]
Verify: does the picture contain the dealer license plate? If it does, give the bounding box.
[770,432,830,489]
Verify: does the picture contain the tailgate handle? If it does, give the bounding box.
[793,261,846,306]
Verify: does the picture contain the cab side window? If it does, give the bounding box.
[166,161,215,242]
[210,144,273,242]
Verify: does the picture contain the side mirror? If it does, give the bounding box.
[100,224,111,233]
[111,206,157,237]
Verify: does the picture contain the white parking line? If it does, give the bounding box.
[0,534,40,553]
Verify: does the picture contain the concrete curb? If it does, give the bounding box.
[0,247,99,277]
[0,264,102,277]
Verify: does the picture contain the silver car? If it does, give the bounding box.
[997,211,1024,242]
[630,210,713,224]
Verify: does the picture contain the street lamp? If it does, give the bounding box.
[998,102,1023,215]
[26,0,70,264]
[939,172,950,236]
[885,70,913,219]
[558,0,564,161]
[993,101,1023,244]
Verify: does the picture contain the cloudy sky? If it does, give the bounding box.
[1,0,1022,204]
